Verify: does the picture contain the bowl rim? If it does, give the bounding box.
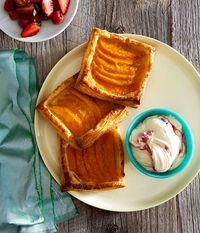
[0,0,79,43]
[125,108,194,178]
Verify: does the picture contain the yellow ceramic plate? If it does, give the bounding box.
[35,35,200,211]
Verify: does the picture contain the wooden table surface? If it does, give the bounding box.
[1,0,200,232]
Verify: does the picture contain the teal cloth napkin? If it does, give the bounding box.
[0,50,78,233]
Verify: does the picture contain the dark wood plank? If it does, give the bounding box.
[171,0,200,71]
[171,1,200,232]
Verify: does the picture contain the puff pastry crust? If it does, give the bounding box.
[37,74,127,149]
[60,128,125,191]
[75,28,155,108]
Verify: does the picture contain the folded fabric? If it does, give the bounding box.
[0,50,78,233]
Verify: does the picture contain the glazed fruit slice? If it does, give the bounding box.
[90,36,149,94]
[49,88,118,137]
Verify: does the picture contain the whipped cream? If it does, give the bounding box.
[129,115,186,173]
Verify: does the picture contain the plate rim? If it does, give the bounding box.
[35,34,200,212]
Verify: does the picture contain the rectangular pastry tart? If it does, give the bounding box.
[37,74,127,149]
[60,128,125,191]
[75,28,155,108]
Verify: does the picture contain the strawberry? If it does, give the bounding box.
[9,11,19,20]
[40,12,49,20]
[21,22,41,37]
[18,13,32,19]
[4,0,15,12]
[58,0,70,14]
[15,4,35,14]
[52,0,60,11]
[41,0,53,16]
[15,0,30,6]
[18,18,30,28]
[52,10,64,24]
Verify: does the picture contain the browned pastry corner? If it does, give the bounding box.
[75,27,155,108]
[37,74,127,149]
[60,128,125,191]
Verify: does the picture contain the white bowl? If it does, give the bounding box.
[0,0,79,42]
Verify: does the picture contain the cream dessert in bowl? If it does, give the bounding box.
[125,109,194,178]
[129,115,185,173]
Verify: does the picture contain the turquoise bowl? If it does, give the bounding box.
[125,108,194,178]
